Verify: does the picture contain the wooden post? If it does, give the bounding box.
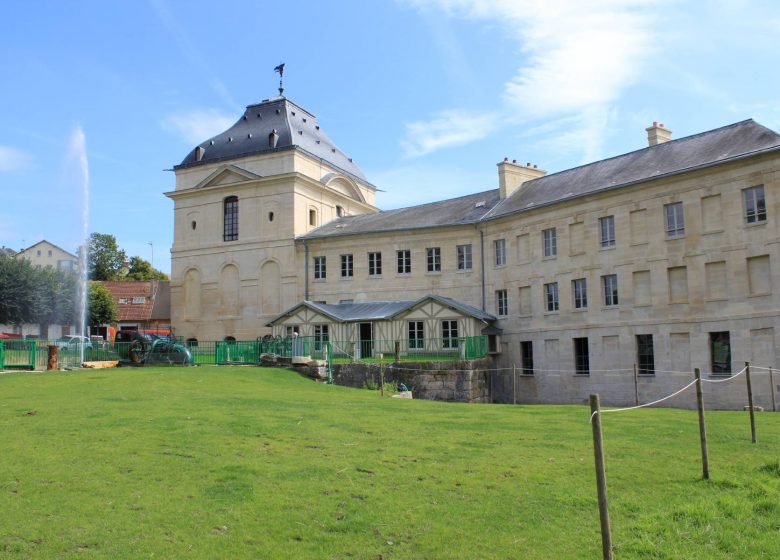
[379,354,385,397]
[694,368,710,480]
[589,394,613,560]
[47,345,59,371]
[769,367,777,413]
[633,363,639,406]
[745,362,756,443]
[512,364,517,405]
[394,341,400,363]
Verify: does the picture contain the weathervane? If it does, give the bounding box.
[274,63,285,96]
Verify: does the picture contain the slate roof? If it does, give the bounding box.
[300,119,780,239]
[267,295,496,326]
[175,97,368,183]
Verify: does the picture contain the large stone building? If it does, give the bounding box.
[167,93,780,407]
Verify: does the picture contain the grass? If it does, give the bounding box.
[0,366,777,559]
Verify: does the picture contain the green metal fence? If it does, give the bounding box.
[0,340,5,369]
[330,336,489,362]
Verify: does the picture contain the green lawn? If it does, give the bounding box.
[0,366,778,559]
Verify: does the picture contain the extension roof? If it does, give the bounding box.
[175,97,368,183]
[266,295,496,326]
[101,281,168,323]
[300,119,780,239]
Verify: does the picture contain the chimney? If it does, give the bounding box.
[497,159,547,199]
[646,121,672,146]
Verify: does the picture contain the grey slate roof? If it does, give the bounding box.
[300,119,780,239]
[267,295,496,326]
[299,189,501,239]
[175,97,368,182]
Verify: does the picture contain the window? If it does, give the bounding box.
[368,252,382,276]
[336,205,344,217]
[544,282,559,312]
[494,239,506,267]
[599,216,615,248]
[314,324,329,351]
[408,321,424,349]
[636,334,655,375]
[664,202,684,238]
[496,289,508,316]
[48,250,52,257]
[397,249,411,274]
[313,256,326,279]
[743,185,767,224]
[602,274,619,306]
[572,278,587,309]
[309,209,317,227]
[36,250,41,256]
[574,337,589,375]
[542,228,557,257]
[457,244,472,270]
[710,331,731,374]
[520,341,534,375]
[340,254,353,278]
[223,196,238,241]
[442,320,459,348]
[427,247,441,272]
[118,298,128,305]
[132,296,146,304]
[57,260,73,271]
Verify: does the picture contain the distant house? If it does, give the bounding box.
[16,240,79,271]
[100,280,171,336]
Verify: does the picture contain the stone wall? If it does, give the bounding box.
[331,359,492,403]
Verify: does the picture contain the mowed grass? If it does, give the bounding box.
[0,367,778,559]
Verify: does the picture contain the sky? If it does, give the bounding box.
[1,0,779,274]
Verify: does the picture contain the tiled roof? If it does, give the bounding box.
[101,281,163,322]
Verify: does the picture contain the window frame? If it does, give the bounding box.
[427,247,441,272]
[368,252,382,277]
[710,331,731,374]
[544,282,559,312]
[223,195,239,242]
[636,334,655,375]
[340,254,353,278]
[574,337,590,375]
[457,244,473,271]
[602,274,619,306]
[599,215,616,248]
[572,278,588,309]
[313,256,326,280]
[494,238,506,267]
[542,228,557,257]
[664,202,685,238]
[397,249,411,274]
[314,324,329,352]
[496,289,508,316]
[520,341,534,375]
[408,321,424,349]
[442,319,459,349]
[743,185,767,224]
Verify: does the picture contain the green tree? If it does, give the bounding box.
[33,266,78,338]
[88,233,126,281]
[88,282,118,326]
[125,256,168,281]
[0,256,38,325]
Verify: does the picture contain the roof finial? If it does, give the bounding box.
[274,63,285,96]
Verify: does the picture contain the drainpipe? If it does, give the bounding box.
[479,227,486,311]
[303,240,310,300]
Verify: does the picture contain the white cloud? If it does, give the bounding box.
[401,0,659,158]
[161,109,236,145]
[401,110,498,157]
[0,146,32,172]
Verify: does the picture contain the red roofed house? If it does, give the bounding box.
[99,280,171,339]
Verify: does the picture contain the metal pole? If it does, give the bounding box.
[633,363,639,406]
[512,364,517,405]
[379,354,385,397]
[769,367,777,413]
[745,362,756,443]
[694,368,709,480]
[589,394,613,560]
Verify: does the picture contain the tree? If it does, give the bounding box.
[125,256,168,281]
[88,282,117,326]
[0,256,38,325]
[33,265,78,338]
[88,233,126,281]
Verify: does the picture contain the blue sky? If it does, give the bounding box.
[1,0,779,273]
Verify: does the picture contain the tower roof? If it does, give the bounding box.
[175,97,367,182]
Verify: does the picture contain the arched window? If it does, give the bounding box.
[224,196,238,241]
[309,208,317,227]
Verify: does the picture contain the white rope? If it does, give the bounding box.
[589,379,698,423]
[700,367,746,383]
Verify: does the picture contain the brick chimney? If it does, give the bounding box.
[497,159,547,199]
[646,121,672,146]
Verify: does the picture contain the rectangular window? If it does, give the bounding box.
[636,334,655,375]
[223,196,239,241]
[457,244,472,270]
[520,341,534,375]
[664,202,685,238]
[710,331,731,374]
[368,252,382,276]
[574,337,589,375]
[542,228,557,257]
[544,282,559,312]
[572,278,588,309]
[599,216,615,248]
[408,321,424,349]
[397,249,411,274]
[602,274,619,306]
[314,324,329,352]
[743,185,767,224]
[313,256,326,279]
[340,254,353,278]
[442,320,459,349]
[496,289,508,316]
[427,247,441,272]
[132,297,146,304]
[118,298,127,305]
[494,238,506,267]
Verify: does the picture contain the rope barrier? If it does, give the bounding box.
[589,379,698,423]
[700,367,746,384]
